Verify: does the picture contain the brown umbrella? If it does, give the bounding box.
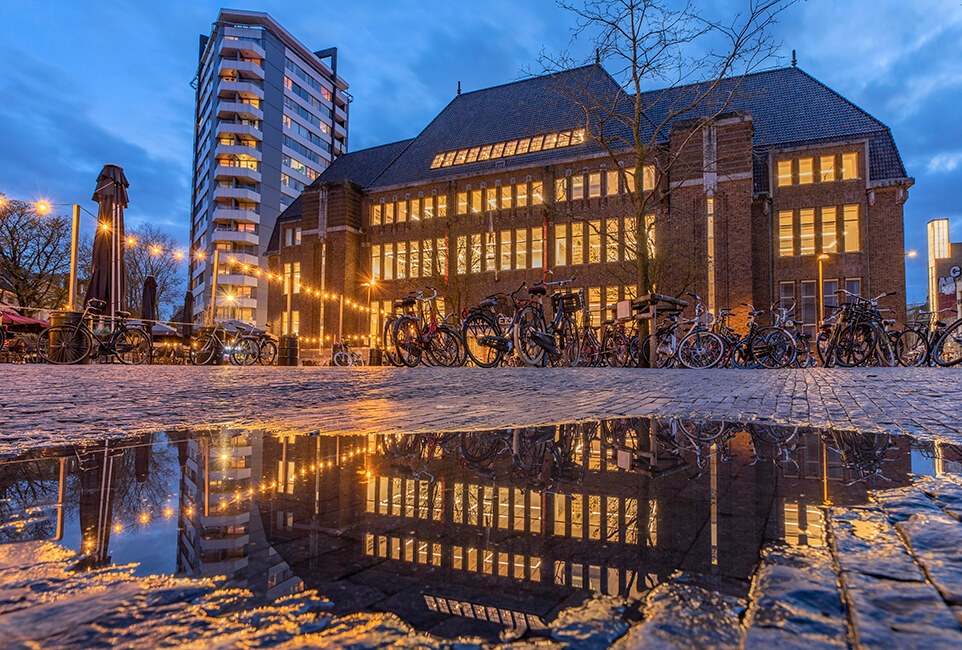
[182,290,194,340]
[89,165,129,321]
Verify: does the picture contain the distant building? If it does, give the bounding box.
[188,9,349,326]
[926,219,961,315]
[266,64,912,347]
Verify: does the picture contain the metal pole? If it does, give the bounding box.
[54,457,66,541]
[320,240,327,346]
[110,204,117,323]
[338,294,344,343]
[208,249,220,325]
[69,205,80,310]
[817,258,824,328]
[285,266,293,336]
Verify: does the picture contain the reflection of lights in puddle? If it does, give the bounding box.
[849,519,883,540]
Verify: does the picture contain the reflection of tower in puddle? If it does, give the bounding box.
[177,427,253,583]
[75,441,124,570]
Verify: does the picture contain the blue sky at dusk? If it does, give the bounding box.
[1,0,960,304]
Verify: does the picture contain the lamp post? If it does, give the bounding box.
[362,279,375,347]
[817,254,830,328]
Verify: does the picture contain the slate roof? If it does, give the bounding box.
[365,64,907,193]
[265,195,302,255]
[312,139,413,189]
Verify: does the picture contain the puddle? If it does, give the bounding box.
[1,419,960,641]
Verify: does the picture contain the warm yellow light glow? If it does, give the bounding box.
[906,250,917,258]
[140,513,149,523]
[221,453,228,460]
[242,264,250,271]
[197,251,205,259]
[100,223,110,231]
[114,524,122,532]
[127,237,136,245]
[225,294,234,302]
[35,201,50,213]
[229,257,237,264]
[164,508,173,517]
[151,246,161,255]
[817,254,829,261]
[175,251,184,259]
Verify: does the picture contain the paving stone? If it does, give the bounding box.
[872,486,945,523]
[613,572,744,649]
[896,512,962,607]
[741,545,846,649]
[829,507,924,582]
[913,475,962,521]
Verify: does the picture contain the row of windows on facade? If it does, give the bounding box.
[776,152,859,187]
[556,165,656,202]
[370,218,649,281]
[430,129,586,170]
[778,204,860,256]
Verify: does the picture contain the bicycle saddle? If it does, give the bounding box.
[748,310,763,316]
[602,318,615,326]
[115,310,131,319]
[479,298,497,309]
[394,298,417,308]
[528,286,547,296]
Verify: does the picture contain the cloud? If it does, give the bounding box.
[926,152,962,174]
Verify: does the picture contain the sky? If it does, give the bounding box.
[1,0,960,304]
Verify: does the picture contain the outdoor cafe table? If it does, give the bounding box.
[611,293,690,368]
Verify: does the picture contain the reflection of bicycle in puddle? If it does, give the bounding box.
[380,432,460,482]
[823,429,896,485]
[747,424,801,472]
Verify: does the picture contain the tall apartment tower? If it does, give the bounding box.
[188,9,349,325]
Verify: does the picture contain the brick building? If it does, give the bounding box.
[266,64,912,349]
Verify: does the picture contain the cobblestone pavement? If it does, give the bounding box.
[3,366,962,456]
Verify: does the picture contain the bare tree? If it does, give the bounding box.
[541,0,794,339]
[123,224,186,319]
[0,199,71,313]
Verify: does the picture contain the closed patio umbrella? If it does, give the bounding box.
[182,290,194,340]
[141,276,157,323]
[88,165,129,322]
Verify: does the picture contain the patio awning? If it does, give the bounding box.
[1,311,48,329]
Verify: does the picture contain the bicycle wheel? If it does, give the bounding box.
[258,340,278,365]
[192,334,220,365]
[462,311,503,368]
[641,334,672,368]
[392,316,422,367]
[229,337,258,366]
[381,316,400,367]
[895,329,928,367]
[730,339,758,369]
[552,315,581,367]
[794,334,812,368]
[816,331,833,367]
[933,318,962,366]
[426,326,463,367]
[754,328,796,369]
[602,328,631,368]
[37,325,93,365]
[114,328,151,365]
[333,350,353,367]
[677,330,725,369]
[513,305,546,366]
[835,322,873,367]
[874,327,896,367]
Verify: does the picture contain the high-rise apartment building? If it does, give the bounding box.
[189,9,349,325]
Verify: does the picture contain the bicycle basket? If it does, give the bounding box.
[553,291,583,315]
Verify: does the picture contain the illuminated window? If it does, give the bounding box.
[800,208,815,255]
[843,204,859,252]
[841,152,859,180]
[589,220,601,263]
[454,149,468,165]
[572,222,584,265]
[384,202,394,224]
[410,198,420,221]
[396,242,406,279]
[543,133,558,149]
[554,496,567,536]
[777,159,792,187]
[466,147,480,164]
[500,185,512,209]
[471,234,481,273]
[436,238,447,275]
[485,233,495,271]
[470,190,481,214]
[516,138,531,155]
[503,140,517,156]
[642,165,656,191]
[457,236,467,275]
[624,217,636,261]
[779,210,794,256]
[532,181,543,205]
[423,197,434,219]
[571,175,585,200]
[397,200,407,223]
[516,183,528,207]
[605,220,619,262]
[457,192,467,215]
[624,167,636,193]
[801,281,816,336]
[486,188,497,211]
[491,142,505,158]
[371,245,381,280]
[382,243,394,280]
[555,223,568,266]
[422,239,432,277]
[529,135,544,152]
[410,241,420,278]
[532,229,543,268]
[430,154,444,169]
[515,228,527,269]
[437,195,447,217]
[372,204,382,226]
[478,145,492,161]
[822,206,837,253]
[588,173,601,198]
[798,158,813,184]
[606,170,619,195]
[555,178,568,202]
[820,155,835,182]
[500,230,512,270]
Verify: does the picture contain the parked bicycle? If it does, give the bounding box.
[37,299,151,365]
[332,339,364,367]
[816,290,895,367]
[228,324,278,366]
[392,287,464,367]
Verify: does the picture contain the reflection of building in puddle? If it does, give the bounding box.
[424,594,548,632]
[176,428,301,598]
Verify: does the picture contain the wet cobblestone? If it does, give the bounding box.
[3,366,962,456]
